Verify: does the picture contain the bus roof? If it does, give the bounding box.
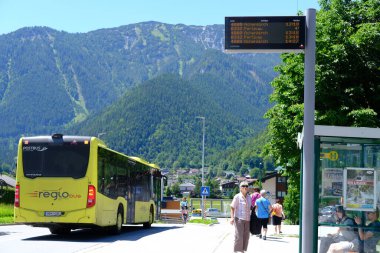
[149,163,160,170]
[129,156,159,169]
[20,134,106,146]
[22,135,91,143]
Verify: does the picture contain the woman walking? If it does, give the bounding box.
[255,190,272,240]
[250,187,261,235]
[230,181,252,253]
[271,199,285,234]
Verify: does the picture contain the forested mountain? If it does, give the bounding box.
[0,21,280,169]
[72,74,264,168]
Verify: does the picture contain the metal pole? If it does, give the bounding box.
[196,116,206,218]
[301,8,316,253]
[202,118,205,218]
[201,117,205,187]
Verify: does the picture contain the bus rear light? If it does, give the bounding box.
[15,184,20,207]
[87,185,96,208]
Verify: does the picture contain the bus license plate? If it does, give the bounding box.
[44,211,62,217]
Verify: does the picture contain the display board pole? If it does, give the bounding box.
[301,8,316,253]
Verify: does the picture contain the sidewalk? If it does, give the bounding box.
[80,218,302,253]
[214,219,301,253]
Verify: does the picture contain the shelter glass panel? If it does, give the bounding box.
[317,137,380,253]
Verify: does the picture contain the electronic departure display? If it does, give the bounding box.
[225,16,306,53]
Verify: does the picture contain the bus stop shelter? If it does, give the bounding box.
[299,125,380,252]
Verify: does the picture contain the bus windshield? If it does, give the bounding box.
[22,141,90,179]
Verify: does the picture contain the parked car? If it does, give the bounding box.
[318,205,337,223]
[206,208,220,217]
[191,209,203,220]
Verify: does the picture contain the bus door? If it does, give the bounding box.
[126,183,135,223]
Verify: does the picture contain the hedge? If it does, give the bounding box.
[0,188,15,204]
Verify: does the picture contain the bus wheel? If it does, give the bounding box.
[49,226,71,235]
[143,206,154,229]
[111,208,123,234]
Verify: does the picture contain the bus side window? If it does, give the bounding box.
[100,178,105,193]
[105,175,116,198]
[98,159,106,194]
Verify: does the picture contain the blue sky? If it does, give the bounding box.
[0,0,319,35]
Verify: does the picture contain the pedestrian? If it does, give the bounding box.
[250,187,261,235]
[230,181,252,253]
[319,206,357,253]
[353,208,380,253]
[271,198,285,234]
[255,189,272,240]
[180,197,189,223]
[180,197,188,209]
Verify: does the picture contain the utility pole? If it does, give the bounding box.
[196,116,205,218]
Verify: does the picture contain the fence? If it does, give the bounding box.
[190,198,232,217]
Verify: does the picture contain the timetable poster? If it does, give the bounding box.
[322,168,343,197]
[344,167,376,211]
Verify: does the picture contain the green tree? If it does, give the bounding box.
[206,178,222,198]
[282,172,301,224]
[194,177,202,197]
[264,0,380,224]
[165,186,172,197]
[232,186,239,197]
[171,183,181,197]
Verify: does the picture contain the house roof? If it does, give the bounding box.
[236,177,257,183]
[261,172,277,182]
[180,182,195,187]
[221,181,238,187]
[275,166,284,171]
[0,174,16,188]
[221,178,257,187]
[189,169,199,174]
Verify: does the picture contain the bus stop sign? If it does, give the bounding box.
[225,16,306,53]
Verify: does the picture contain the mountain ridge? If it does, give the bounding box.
[0,22,279,168]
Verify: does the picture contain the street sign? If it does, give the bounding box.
[225,16,306,53]
[201,186,210,197]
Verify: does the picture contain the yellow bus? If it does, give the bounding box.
[14,134,163,234]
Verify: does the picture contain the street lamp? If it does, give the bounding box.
[196,116,205,218]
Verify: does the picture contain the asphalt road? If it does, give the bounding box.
[0,219,305,253]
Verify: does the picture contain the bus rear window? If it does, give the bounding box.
[22,141,90,178]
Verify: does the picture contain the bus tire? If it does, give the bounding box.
[111,206,124,234]
[49,226,71,235]
[143,206,154,229]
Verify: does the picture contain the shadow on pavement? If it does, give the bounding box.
[0,232,11,236]
[23,224,181,243]
[251,234,299,244]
